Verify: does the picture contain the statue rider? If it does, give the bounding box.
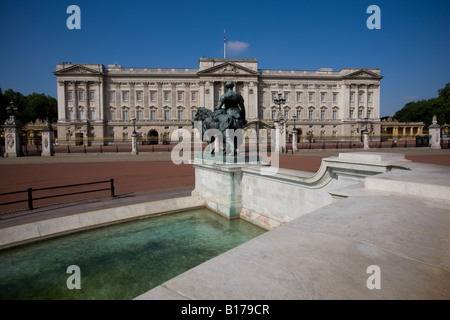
[214,81,247,129]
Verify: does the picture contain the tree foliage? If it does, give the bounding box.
[393,83,450,129]
[0,88,57,125]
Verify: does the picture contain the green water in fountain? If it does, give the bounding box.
[0,208,265,300]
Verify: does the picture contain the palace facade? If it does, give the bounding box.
[54,58,383,145]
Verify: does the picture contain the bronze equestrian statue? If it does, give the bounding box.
[193,81,247,156]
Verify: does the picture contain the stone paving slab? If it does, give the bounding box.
[136,188,450,300]
[136,161,450,300]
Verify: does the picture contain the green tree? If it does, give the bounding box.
[1,89,28,124]
[0,89,57,124]
[25,93,58,123]
[393,83,450,129]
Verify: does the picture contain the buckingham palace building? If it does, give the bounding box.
[54,57,383,146]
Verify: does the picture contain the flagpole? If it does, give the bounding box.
[224,29,226,59]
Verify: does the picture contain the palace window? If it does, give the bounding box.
[321,93,326,102]
[333,110,338,120]
[272,110,276,119]
[296,110,301,119]
[68,110,74,120]
[109,92,115,101]
[358,109,363,119]
[150,92,156,101]
[178,92,184,101]
[309,93,314,102]
[191,92,197,101]
[367,109,372,119]
[67,91,73,101]
[109,110,115,121]
[309,110,313,120]
[122,92,128,101]
[89,91,95,101]
[284,92,289,102]
[136,91,142,101]
[359,92,363,102]
[150,110,156,121]
[178,110,184,120]
[123,110,129,120]
[368,93,372,102]
[79,109,85,120]
[350,109,354,119]
[350,92,354,102]
[164,92,170,101]
[321,110,326,120]
[333,93,337,102]
[164,110,170,120]
[284,110,289,119]
[78,91,84,101]
[89,109,95,120]
[136,110,143,120]
[296,92,302,102]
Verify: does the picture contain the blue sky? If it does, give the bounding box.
[0,0,448,117]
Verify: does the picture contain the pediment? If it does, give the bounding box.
[54,64,102,75]
[343,69,382,79]
[197,62,258,75]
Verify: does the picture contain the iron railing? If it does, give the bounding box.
[0,179,115,211]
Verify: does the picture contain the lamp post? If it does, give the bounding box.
[308,131,314,149]
[132,117,137,135]
[274,92,286,112]
[362,117,370,150]
[273,93,286,153]
[292,115,298,152]
[131,117,138,155]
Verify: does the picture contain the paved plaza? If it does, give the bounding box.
[0,148,448,228]
[0,148,449,300]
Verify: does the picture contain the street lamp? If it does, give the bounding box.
[292,115,297,130]
[132,117,137,135]
[273,92,286,112]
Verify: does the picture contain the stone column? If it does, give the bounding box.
[41,122,54,156]
[98,80,104,121]
[3,125,22,157]
[115,82,121,120]
[143,82,149,119]
[130,82,136,118]
[207,81,214,110]
[3,102,22,157]
[343,84,350,119]
[292,129,298,152]
[429,115,441,149]
[131,132,139,155]
[363,130,370,150]
[57,80,66,121]
[157,82,163,119]
[274,111,286,153]
[199,81,205,108]
[73,81,79,120]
